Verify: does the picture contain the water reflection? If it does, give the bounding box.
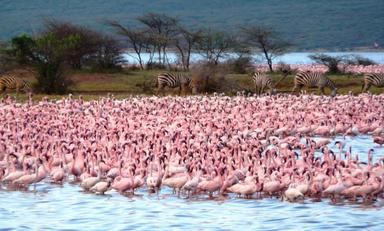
[0,135,383,230]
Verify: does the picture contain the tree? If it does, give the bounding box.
[0,41,12,73]
[173,26,203,70]
[108,21,148,69]
[137,13,179,66]
[92,35,123,70]
[33,32,77,94]
[195,29,235,65]
[226,36,253,74]
[44,19,122,70]
[9,34,36,65]
[241,26,290,72]
[309,53,344,74]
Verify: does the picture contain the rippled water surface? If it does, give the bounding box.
[1,136,384,230]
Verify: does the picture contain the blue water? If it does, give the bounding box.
[123,52,384,65]
[1,135,383,230]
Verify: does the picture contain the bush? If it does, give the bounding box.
[344,55,376,66]
[191,62,240,94]
[32,32,77,94]
[0,41,15,73]
[136,79,156,94]
[309,53,345,74]
[8,34,36,65]
[42,19,123,70]
[275,62,293,74]
[226,56,253,74]
[146,62,167,70]
[35,62,72,94]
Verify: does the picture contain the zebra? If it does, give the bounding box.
[362,73,384,92]
[292,71,337,97]
[156,72,196,95]
[252,72,274,95]
[252,71,289,95]
[0,74,32,96]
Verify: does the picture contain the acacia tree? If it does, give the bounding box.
[173,26,203,70]
[108,21,148,69]
[241,26,290,72]
[195,29,235,65]
[137,13,179,66]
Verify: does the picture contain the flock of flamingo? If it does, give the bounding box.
[0,93,384,204]
[255,64,384,74]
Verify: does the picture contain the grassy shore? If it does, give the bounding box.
[5,68,384,102]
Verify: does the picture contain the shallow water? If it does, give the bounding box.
[1,135,383,230]
[123,52,384,65]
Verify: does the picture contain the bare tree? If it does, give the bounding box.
[173,26,203,70]
[108,20,148,69]
[195,29,235,65]
[241,26,290,72]
[137,13,179,66]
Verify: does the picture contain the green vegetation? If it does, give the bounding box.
[5,69,381,103]
[3,20,123,94]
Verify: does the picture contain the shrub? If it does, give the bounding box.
[344,55,376,66]
[44,19,123,70]
[32,32,77,94]
[191,62,240,94]
[35,62,72,94]
[146,62,167,70]
[226,56,254,74]
[309,53,344,74]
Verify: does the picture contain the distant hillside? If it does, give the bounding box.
[0,0,383,50]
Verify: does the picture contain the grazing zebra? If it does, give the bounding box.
[252,72,274,95]
[156,72,195,95]
[292,71,337,96]
[0,74,32,95]
[252,71,289,95]
[362,73,384,92]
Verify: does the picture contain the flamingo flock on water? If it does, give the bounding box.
[255,64,384,74]
[0,94,384,203]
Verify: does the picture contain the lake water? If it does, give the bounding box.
[1,135,383,230]
[123,52,384,65]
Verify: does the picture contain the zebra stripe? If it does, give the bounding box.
[0,74,31,94]
[292,71,337,96]
[252,72,273,95]
[362,73,384,92]
[157,72,193,95]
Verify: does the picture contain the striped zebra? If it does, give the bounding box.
[156,72,195,95]
[292,71,337,96]
[252,72,274,95]
[252,71,289,95]
[362,73,384,92]
[0,74,32,95]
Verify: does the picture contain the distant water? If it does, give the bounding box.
[123,52,384,65]
[1,135,384,230]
